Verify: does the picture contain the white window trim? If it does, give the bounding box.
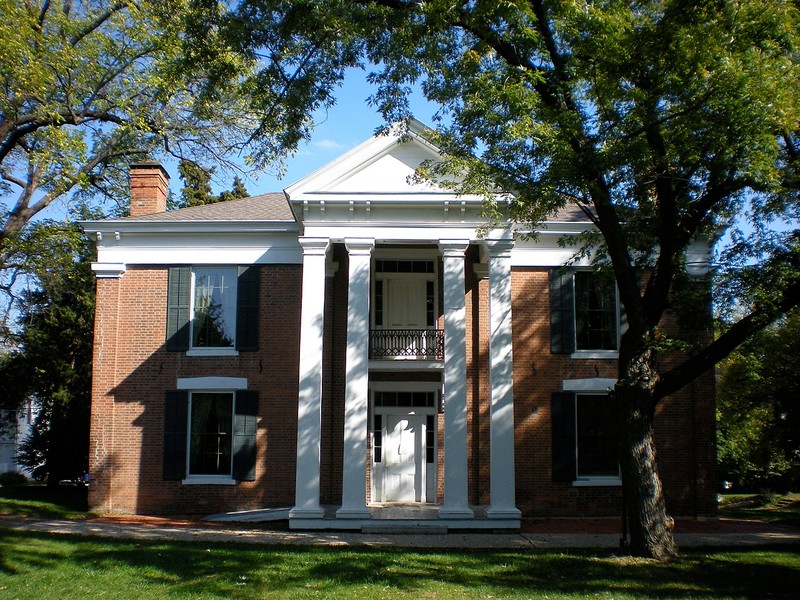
[570,350,619,360]
[562,378,617,392]
[179,388,241,484]
[186,348,239,358]
[177,377,248,390]
[181,476,237,485]
[573,477,622,487]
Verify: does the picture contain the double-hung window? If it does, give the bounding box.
[551,269,625,356]
[551,391,620,485]
[166,266,259,353]
[163,387,258,483]
[192,268,236,349]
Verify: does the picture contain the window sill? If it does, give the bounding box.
[186,348,239,358]
[570,350,619,360]
[181,476,236,486]
[572,478,622,487]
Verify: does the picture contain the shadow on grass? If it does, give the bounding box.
[0,530,798,598]
[0,484,88,519]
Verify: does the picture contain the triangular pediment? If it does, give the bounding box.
[286,119,447,199]
[285,120,493,228]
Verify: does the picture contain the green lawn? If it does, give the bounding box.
[1,487,799,598]
[719,492,800,528]
[0,530,797,599]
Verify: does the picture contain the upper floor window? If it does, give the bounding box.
[166,266,260,353]
[551,269,624,355]
[574,271,618,351]
[192,268,236,348]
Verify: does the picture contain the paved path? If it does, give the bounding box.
[2,515,799,549]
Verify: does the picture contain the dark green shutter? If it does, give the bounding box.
[163,390,189,480]
[166,267,191,351]
[236,266,260,351]
[232,390,258,481]
[550,269,575,354]
[551,392,577,482]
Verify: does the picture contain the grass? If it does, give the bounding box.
[0,530,797,599]
[0,484,89,520]
[719,492,800,528]
[1,487,798,598]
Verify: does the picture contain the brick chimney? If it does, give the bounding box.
[129,161,169,216]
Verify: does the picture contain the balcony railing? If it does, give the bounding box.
[369,329,444,360]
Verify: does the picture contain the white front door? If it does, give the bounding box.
[383,414,421,502]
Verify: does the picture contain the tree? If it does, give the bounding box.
[217,0,800,558]
[174,159,250,209]
[0,0,311,325]
[0,222,95,484]
[717,310,800,491]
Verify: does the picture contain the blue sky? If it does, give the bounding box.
[212,69,441,197]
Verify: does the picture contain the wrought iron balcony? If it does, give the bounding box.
[369,329,444,360]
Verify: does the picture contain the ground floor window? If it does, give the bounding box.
[552,391,619,483]
[189,392,233,476]
[163,389,258,482]
[576,394,618,478]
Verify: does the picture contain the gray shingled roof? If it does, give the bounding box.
[548,204,593,223]
[109,192,295,222]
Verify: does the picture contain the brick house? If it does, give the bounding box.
[82,120,717,529]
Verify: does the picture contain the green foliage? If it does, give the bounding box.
[221,0,800,558]
[0,222,95,483]
[717,310,800,491]
[172,159,250,209]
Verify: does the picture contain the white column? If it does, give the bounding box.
[484,240,522,519]
[290,237,330,519]
[337,239,375,519]
[438,240,473,519]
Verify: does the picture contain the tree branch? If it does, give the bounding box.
[656,272,800,401]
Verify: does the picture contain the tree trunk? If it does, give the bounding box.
[616,353,678,560]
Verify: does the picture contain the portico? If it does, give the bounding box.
[287,121,520,530]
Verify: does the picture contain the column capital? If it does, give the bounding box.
[482,238,515,257]
[344,238,376,255]
[438,239,471,256]
[91,263,126,279]
[299,237,330,256]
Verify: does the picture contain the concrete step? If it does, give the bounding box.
[362,522,448,534]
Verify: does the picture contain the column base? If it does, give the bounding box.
[439,506,475,519]
[336,506,371,519]
[289,505,326,519]
[486,506,522,519]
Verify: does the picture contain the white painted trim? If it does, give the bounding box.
[562,378,617,392]
[91,263,126,278]
[571,350,619,360]
[369,381,442,393]
[573,478,622,487]
[177,376,248,390]
[186,348,239,358]
[181,477,237,486]
[369,360,444,372]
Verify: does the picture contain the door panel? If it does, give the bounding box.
[386,278,427,328]
[384,414,419,502]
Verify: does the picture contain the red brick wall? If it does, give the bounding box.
[89,255,716,519]
[88,265,302,515]
[510,268,717,518]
